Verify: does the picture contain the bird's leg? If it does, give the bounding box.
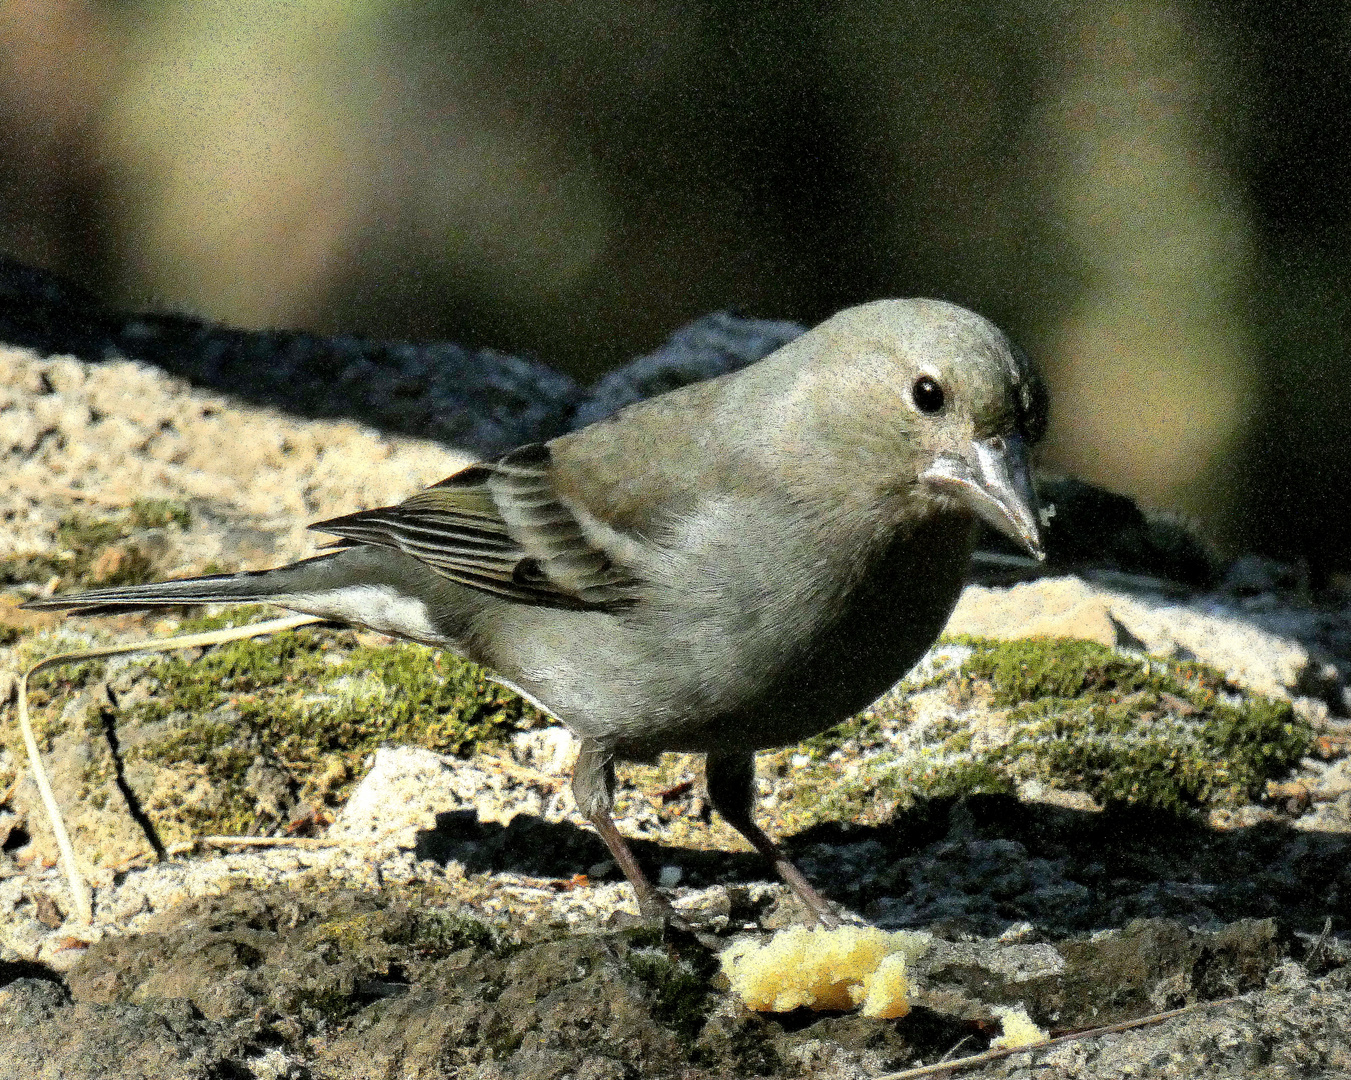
[572,740,686,925]
[706,750,841,928]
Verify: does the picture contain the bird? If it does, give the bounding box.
[24,298,1046,928]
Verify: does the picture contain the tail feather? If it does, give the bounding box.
[18,548,462,648]
[19,567,286,615]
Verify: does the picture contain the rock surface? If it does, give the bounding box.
[949,576,1344,704]
[1,338,1349,1078]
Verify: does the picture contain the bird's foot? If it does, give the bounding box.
[777,867,842,929]
[633,887,694,932]
[604,890,721,950]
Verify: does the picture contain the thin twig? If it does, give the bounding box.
[10,613,321,925]
[1306,916,1334,967]
[105,833,339,873]
[874,996,1244,1080]
[935,1035,973,1064]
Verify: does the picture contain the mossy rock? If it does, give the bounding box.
[110,607,548,836]
[766,636,1313,833]
[955,637,1312,811]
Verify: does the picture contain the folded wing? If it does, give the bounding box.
[310,444,641,610]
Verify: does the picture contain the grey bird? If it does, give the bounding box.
[24,299,1046,927]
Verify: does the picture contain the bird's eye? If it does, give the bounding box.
[912,376,945,414]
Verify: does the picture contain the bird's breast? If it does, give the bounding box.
[611,507,978,756]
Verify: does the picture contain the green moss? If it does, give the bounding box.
[406,909,498,956]
[119,609,546,834]
[20,658,108,742]
[54,514,124,553]
[759,755,917,832]
[953,637,1312,813]
[1,551,63,588]
[798,714,882,759]
[903,758,1017,800]
[772,636,1313,829]
[24,659,107,692]
[126,499,193,531]
[625,944,716,1044]
[959,636,1225,707]
[316,904,497,960]
[798,696,911,760]
[171,605,272,634]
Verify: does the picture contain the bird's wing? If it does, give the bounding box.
[309,444,642,610]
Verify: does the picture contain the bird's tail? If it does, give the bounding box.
[19,554,339,616]
[20,547,460,647]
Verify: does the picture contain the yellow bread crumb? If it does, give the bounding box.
[990,1004,1048,1049]
[860,951,911,1019]
[719,925,930,1018]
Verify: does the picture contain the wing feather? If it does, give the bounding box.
[310,444,641,610]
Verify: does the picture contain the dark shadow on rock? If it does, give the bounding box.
[792,793,1350,939]
[98,703,168,861]
[415,793,1349,942]
[413,808,775,890]
[0,254,802,458]
[975,475,1225,591]
[0,958,68,992]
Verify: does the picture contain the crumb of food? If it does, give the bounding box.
[719,925,931,1018]
[990,1004,1048,1049]
[859,950,912,1018]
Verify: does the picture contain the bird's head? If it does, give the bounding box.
[802,298,1048,560]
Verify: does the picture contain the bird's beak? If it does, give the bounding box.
[921,434,1045,561]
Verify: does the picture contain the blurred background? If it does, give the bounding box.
[1,0,1347,579]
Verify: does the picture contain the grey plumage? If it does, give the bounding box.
[25,298,1047,927]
